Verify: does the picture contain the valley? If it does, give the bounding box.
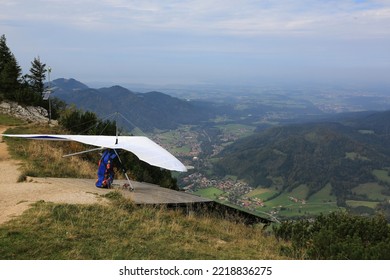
[162,122,390,221]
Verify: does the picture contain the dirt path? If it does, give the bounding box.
[0,126,108,225]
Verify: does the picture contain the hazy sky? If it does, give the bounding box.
[2,0,390,87]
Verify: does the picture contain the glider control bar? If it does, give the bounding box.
[62,147,105,158]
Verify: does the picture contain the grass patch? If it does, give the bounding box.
[346,200,379,208]
[216,123,256,139]
[0,195,288,260]
[345,152,369,161]
[206,184,341,220]
[352,183,390,201]
[4,125,98,179]
[309,183,337,203]
[194,187,224,199]
[247,187,278,201]
[373,169,390,184]
[0,113,26,126]
[260,184,341,218]
[289,184,309,199]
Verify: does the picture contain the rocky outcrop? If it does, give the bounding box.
[0,101,56,124]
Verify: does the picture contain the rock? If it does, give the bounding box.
[0,101,58,125]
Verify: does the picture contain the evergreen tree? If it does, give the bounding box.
[0,35,12,75]
[0,34,22,99]
[26,56,47,98]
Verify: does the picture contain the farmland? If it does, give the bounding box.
[191,181,341,220]
[190,173,390,221]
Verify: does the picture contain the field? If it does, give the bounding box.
[215,123,256,139]
[352,182,390,201]
[194,187,224,199]
[258,184,340,218]
[246,187,278,201]
[373,169,390,183]
[196,183,342,220]
[346,200,379,208]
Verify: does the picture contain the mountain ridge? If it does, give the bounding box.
[51,78,216,132]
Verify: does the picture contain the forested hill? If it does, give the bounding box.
[51,78,217,131]
[213,110,390,206]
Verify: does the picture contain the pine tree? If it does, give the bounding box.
[0,34,22,99]
[0,35,11,73]
[26,56,47,97]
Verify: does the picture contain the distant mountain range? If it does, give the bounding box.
[51,78,219,132]
[213,110,390,208]
[50,78,326,133]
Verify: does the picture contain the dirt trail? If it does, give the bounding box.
[0,126,108,225]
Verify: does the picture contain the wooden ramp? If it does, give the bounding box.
[115,180,212,204]
[31,177,212,205]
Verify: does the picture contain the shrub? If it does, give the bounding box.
[274,211,390,259]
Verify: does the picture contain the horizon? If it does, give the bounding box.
[2,0,390,88]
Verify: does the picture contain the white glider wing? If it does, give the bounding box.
[2,134,187,172]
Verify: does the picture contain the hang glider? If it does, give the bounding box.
[1,134,187,172]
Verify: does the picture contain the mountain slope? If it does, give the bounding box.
[51,79,216,132]
[213,111,390,206]
[51,78,89,92]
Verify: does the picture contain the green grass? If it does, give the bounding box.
[196,182,369,220]
[3,125,97,179]
[194,187,224,199]
[0,113,26,126]
[0,192,287,260]
[373,169,390,184]
[258,184,340,218]
[247,187,279,201]
[346,200,379,208]
[154,126,194,154]
[352,183,390,201]
[196,183,341,220]
[345,152,369,161]
[216,123,256,138]
[309,183,337,203]
[290,184,309,198]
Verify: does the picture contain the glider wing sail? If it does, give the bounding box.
[2,134,187,172]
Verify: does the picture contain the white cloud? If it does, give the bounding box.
[2,0,390,85]
[2,0,390,37]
